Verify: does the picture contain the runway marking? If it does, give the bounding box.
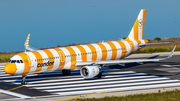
[45,80,180,92]
[0,89,31,98]
[6,85,24,91]
[6,83,32,91]
[1,65,180,98]
[156,68,180,73]
[161,65,180,67]
[24,73,147,87]
[55,82,180,95]
[35,77,168,89]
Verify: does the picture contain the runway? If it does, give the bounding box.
[0,55,180,100]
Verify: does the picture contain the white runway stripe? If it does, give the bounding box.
[0,89,31,98]
[45,79,180,92]
[22,71,180,96]
[2,71,138,83]
[24,73,147,87]
[56,82,180,95]
[0,70,4,72]
[36,77,170,89]
[25,75,155,85]
[1,68,180,97]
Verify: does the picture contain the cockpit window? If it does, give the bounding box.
[11,60,16,63]
[8,60,24,63]
[8,60,11,63]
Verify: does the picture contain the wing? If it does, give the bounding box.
[76,46,176,67]
[24,33,38,51]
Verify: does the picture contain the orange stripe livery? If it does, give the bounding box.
[4,9,174,85]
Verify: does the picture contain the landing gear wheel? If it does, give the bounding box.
[95,72,102,79]
[21,81,26,85]
[62,70,71,76]
[21,75,27,85]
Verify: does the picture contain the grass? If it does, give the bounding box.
[0,51,21,62]
[136,45,180,53]
[73,89,180,101]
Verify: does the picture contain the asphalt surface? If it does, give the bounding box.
[0,54,180,101]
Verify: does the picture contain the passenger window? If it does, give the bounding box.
[17,60,20,63]
[20,60,23,63]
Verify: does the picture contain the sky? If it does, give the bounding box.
[0,0,180,52]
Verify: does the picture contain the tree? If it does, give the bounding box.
[154,37,161,41]
[122,37,126,39]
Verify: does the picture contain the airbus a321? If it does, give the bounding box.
[4,9,176,85]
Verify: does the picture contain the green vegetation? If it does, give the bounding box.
[136,45,180,53]
[154,37,161,41]
[73,89,180,101]
[122,37,126,39]
[0,51,21,62]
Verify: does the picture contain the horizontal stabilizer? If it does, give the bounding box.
[139,42,170,46]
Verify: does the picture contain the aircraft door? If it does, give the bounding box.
[27,55,34,67]
[59,51,65,64]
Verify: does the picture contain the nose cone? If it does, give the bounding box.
[4,63,17,75]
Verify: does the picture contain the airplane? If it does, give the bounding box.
[4,9,176,85]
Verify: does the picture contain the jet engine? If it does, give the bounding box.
[80,66,100,78]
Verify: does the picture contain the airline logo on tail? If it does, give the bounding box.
[126,9,147,44]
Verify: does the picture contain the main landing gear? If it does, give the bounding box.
[96,67,102,79]
[95,72,102,79]
[21,75,27,85]
[62,70,71,76]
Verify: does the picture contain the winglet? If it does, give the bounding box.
[25,33,30,47]
[24,33,38,51]
[168,45,176,58]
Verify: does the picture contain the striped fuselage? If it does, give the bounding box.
[8,39,148,75]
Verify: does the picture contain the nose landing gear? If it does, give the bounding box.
[21,75,27,85]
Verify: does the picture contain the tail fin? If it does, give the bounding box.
[126,9,148,44]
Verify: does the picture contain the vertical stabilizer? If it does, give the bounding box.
[126,9,147,44]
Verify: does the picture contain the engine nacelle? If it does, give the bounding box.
[80,66,100,78]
